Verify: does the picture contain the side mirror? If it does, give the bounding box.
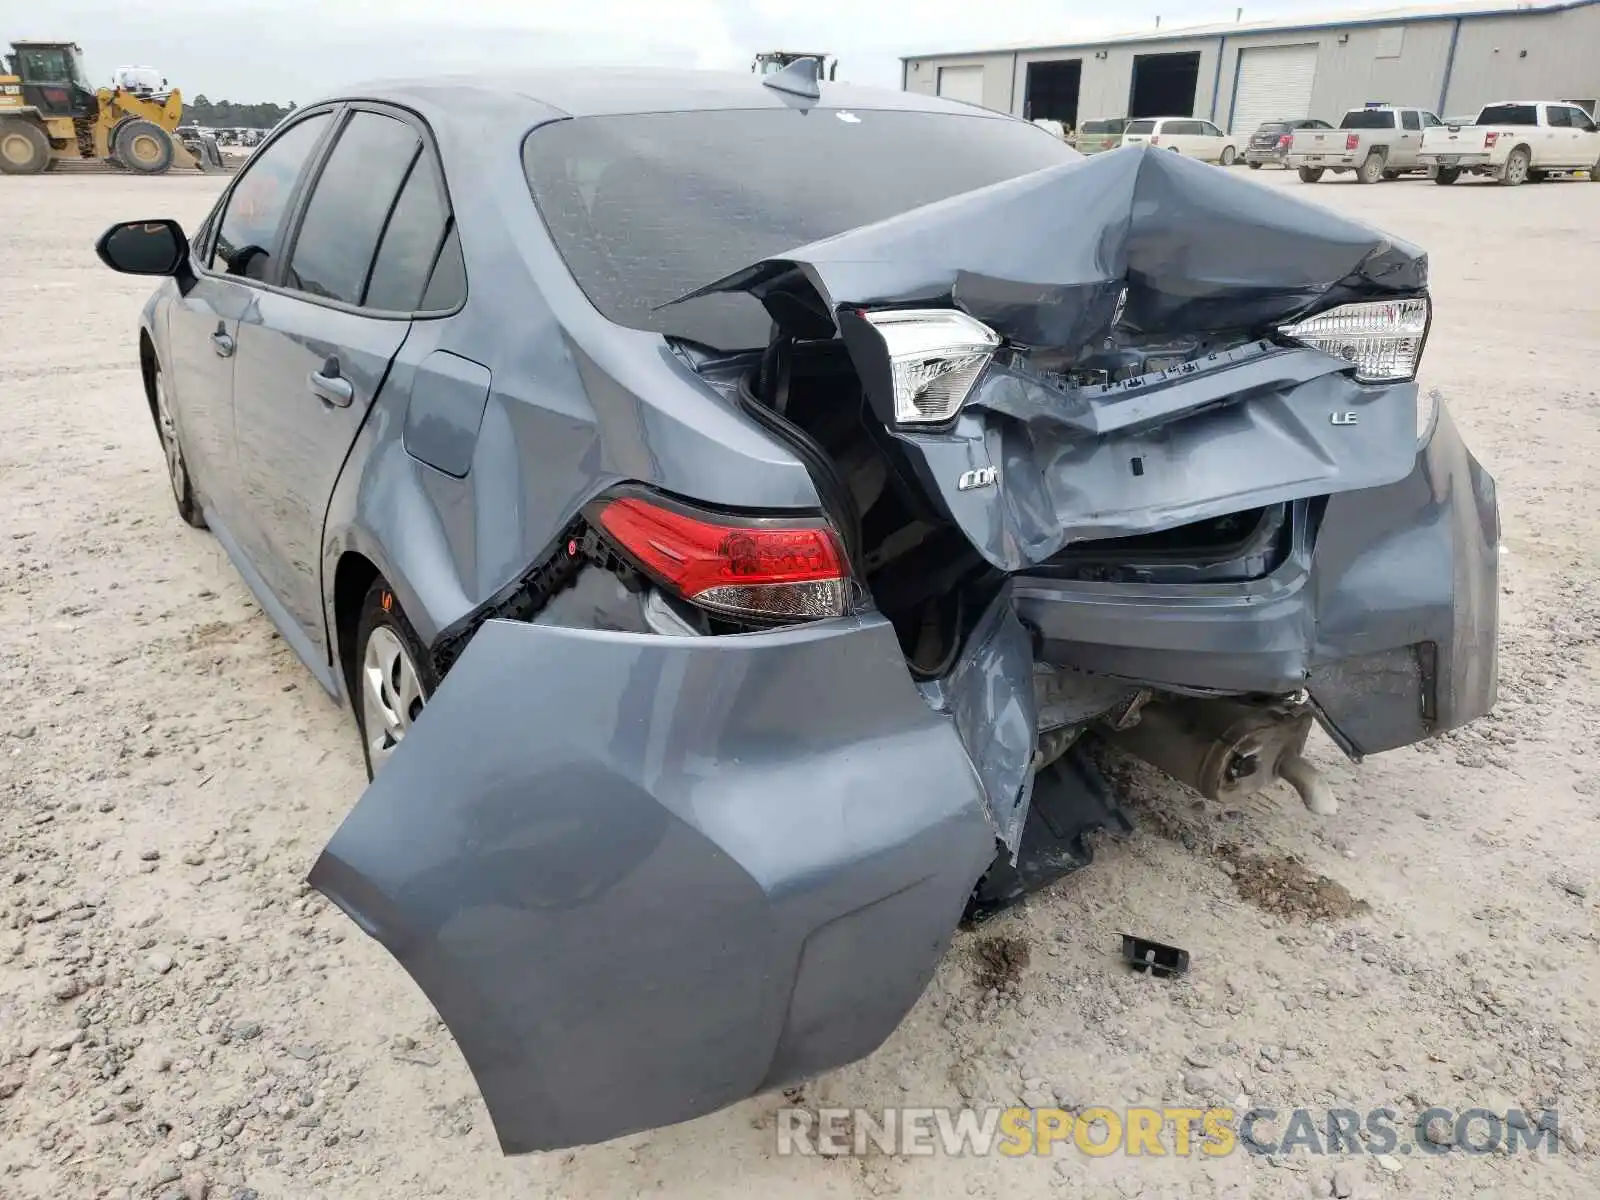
[95,218,189,276]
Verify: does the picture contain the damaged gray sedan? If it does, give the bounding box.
[95,66,1499,1154]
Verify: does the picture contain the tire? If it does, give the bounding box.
[1297,166,1325,183]
[114,119,175,175]
[1499,146,1530,186]
[1590,155,1600,182]
[1357,152,1386,185]
[1248,160,1263,170]
[353,578,437,780]
[1220,146,1237,166]
[1382,169,1401,181]
[150,365,205,528]
[1433,166,1461,186]
[0,120,51,175]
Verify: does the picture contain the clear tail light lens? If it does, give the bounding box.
[597,495,848,621]
[1279,296,1430,383]
[861,309,1000,424]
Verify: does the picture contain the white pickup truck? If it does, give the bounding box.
[1419,100,1600,185]
[1286,105,1443,184]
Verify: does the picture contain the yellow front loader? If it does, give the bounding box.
[0,40,222,175]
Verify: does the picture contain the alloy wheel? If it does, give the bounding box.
[153,373,187,503]
[362,625,426,771]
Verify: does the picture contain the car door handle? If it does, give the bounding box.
[210,326,235,357]
[309,357,354,408]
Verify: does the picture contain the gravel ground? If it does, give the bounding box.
[2,167,1598,1200]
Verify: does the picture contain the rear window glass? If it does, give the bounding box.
[1340,110,1396,129]
[1124,119,1157,134]
[1080,119,1123,134]
[1477,104,1539,126]
[1257,122,1291,133]
[523,108,1076,352]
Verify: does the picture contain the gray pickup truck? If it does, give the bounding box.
[1286,104,1445,183]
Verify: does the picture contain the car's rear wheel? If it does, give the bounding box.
[152,366,205,528]
[1591,154,1600,182]
[1500,147,1530,186]
[1297,166,1325,183]
[1220,146,1237,166]
[1357,152,1385,184]
[1434,166,1461,185]
[355,579,436,779]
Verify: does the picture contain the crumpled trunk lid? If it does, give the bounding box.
[674,145,1428,571]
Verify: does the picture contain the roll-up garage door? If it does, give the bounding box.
[1229,44,1319,134]
[937,65,986,107]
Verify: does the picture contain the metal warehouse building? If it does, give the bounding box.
[901,0,1600,134]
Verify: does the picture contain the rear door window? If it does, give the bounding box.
[1125,119,1157,135]
[1401,110,1421,130]
[1477,104,1538,126]
[210,112,332,280]
[1546,105,1572,128]
[364,149,458,313]
[285,110,421,306]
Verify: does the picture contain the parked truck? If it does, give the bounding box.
[1285,103,1444,184]
[1419,100,1600,185]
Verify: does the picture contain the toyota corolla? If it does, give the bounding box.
[95,65,1499,1155]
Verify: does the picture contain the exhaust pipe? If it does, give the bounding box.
[1102,697,1337,816]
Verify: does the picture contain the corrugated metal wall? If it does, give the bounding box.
[1443,6,1600,114]
[903,3,1600,126]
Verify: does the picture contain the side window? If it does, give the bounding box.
[364,149,457,312]
[1573,108,1598,133]
[1422,112,1443,127]
[211,113,331,280]
[1546,105,1571,128]
[285,110,421,306]
[1201,121,1222,137]
[420,226,466,312]
[1401,110,1421,131]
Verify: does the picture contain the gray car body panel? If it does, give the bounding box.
[116,72,1500,1158]
[308,613,997,1154]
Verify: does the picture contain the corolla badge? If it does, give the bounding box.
[957,466,998,491]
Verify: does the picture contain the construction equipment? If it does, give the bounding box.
[752,51,838,82]
[0,40,223,175]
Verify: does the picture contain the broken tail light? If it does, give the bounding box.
[596,494,849,622]
[1346,133,1361,151]
[861,309,1001,424]
[1279,296,1430,384]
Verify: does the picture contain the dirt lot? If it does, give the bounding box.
[2,166,1598,1200]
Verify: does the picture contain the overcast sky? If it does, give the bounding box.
[41,0,1419,103]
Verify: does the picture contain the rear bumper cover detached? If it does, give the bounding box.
[309,404,1497,1155]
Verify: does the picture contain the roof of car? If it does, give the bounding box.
[320,68,1011,121]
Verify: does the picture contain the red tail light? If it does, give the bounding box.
[1277,134,1292,148]
[1346,133,1360,151]
[1150,135,1161,145]
[597,495,849,622]
[1485,131,1499,148]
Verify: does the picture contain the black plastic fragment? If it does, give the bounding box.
[1121,934,1190,978]
[965,740,1132,924]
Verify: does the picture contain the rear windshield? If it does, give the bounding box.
[523,108,1076,352]
[1340,110,1396,129]
[1124,119,1157,135]
[1257,122,1291,133]
[1080,119,1123,134]
[1477,103,1539,126]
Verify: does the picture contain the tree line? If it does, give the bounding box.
[185,95,297,129]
